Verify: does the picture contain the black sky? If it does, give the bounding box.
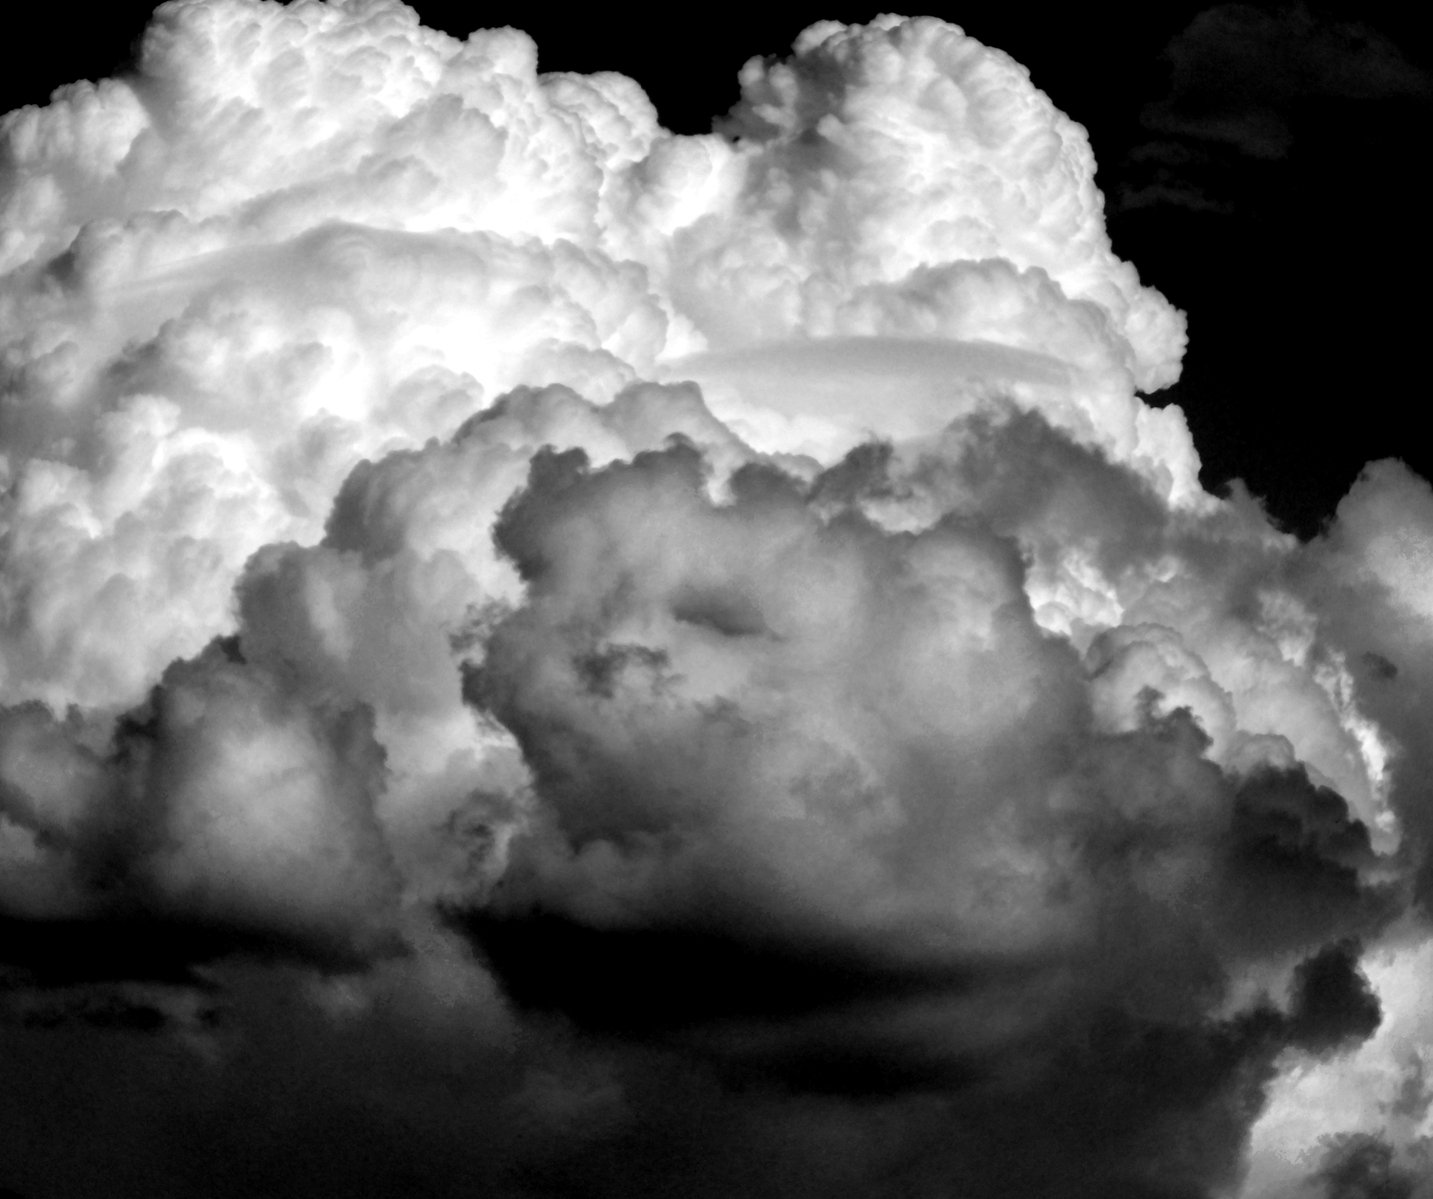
[10,1,1432,536]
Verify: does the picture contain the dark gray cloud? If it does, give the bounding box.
[1120,4,1432,215]
[1313,1133,1422,1199]
[440,434,1399,1195]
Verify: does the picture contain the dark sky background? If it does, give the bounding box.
[8,1,1431,536]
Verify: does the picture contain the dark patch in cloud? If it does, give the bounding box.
[1386,1054,1433,1122]
[571,644,674,701]
[450,897,1018,1096]
[9,983,219,1034]
[1363,652,1399,682]
[458,905,985,1035]
[670,586,773,639]
[1314,1133,1418,1199]
[0,914,256,989]
[1285,939,1382,1054]
[1233,768,1376,887]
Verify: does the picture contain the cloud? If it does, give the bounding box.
[1318,1134,1423,1198]
[1149,5,1432,156]
[447,431,1398,1192]
[0,638,401,962]
[0,3,1429,1197]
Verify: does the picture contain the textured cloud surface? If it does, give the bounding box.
[1,3,1429,1196]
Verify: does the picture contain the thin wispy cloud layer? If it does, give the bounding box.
[1,3,1430,1196]
[1134,4,1431,169]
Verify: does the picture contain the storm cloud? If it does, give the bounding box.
[2,3,1430,1196]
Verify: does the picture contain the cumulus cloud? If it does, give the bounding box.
[1,2,1430,1196]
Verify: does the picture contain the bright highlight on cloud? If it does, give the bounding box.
[1,3,1429,1196]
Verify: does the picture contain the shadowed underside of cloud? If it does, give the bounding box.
[2,2,1433,1197]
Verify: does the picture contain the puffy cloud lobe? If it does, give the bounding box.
[0,0,1198,721]
[649,18,1198,498]
[690,17,1186,391]
[437,435,1396,1193]
[0,0,688,715]
[0,638,400,965]
[3,0,661,255]
[1230,464,1433,1195]
[1240,933,1433,1198]
[798,410,1396,846]
[229,382,757,907]
[1302,463,1433,897]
